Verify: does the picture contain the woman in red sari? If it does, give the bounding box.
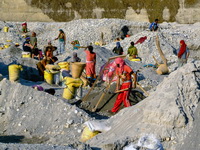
[84,46,96,86]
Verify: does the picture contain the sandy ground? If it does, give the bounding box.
[0,19,199,149]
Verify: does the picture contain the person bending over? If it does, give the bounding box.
[110,57,137,113]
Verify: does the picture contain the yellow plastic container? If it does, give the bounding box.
[58,62,70,71]
[80,126,100,142]
[4,45,10,49]
[63,85,75,100]
[129,58,141,61]
[71,62,86,79]
[9,64,23,82]
[22,52,31,58]
[6,40,12,42]
[0,47,4,50]
[3,26,9,32]
[62,77,83,100]
[94,41,100,46]
[44,70,54,84]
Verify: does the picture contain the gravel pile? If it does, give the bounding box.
[88,61,200,150]
[0,19,199,149]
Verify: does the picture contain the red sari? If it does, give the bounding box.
[85,50,96,78]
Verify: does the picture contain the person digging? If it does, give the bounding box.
[108,57,137,114]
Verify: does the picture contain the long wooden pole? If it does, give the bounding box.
[152,55,160,66]
[91,81,112,112]
[155,35,167,66]
[136,83,149,96]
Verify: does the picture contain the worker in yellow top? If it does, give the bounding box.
[127,42,138,59]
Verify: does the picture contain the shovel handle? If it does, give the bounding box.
[115,88,129,93]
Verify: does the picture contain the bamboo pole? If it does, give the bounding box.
[152,55,160,66]
[136,83,150,96]
[155,35,167,66]
[91,81,113,112]
[155,35,169,75]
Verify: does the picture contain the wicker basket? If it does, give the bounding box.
[71,62,86,79]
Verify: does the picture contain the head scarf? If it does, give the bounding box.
[115,57,125,74]
[116,42,121,49]
[178,40,187,58]
[59,29,64,33]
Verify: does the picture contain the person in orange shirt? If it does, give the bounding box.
[84,46,96,86]
[110,57,137,113]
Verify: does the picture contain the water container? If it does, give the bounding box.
[3,26,9,32]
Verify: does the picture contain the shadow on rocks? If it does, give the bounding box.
[0,135,25,143]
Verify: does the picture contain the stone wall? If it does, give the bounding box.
[0,0,200,23]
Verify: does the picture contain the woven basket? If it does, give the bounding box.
[71,62,86,79]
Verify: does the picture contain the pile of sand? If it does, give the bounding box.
[88,61,200,150]
[0,19,199,149]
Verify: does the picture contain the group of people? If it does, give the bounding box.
[149,19,190,67]
[21,21,190,115]
[109,19,190,114]
[22,28,66,60]
[22,32,41,60]
[112,41,138,59]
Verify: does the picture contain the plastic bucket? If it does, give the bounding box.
[156,64,169,75]
[9,64,23,82]
[4,45,10,49]
[3,26,9,32]
[71,62,86,79]
[44,70,53,84]
[62,77,83,100]
[58,62,70,71]
[63,84,75,100]
[22,52,31,58]
[80,126,100,142]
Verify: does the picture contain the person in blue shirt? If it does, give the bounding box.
[149,19,159,31]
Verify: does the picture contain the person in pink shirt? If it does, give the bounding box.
[84,46,96,86]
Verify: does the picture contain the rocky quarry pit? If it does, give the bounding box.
[0,19,199,150]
